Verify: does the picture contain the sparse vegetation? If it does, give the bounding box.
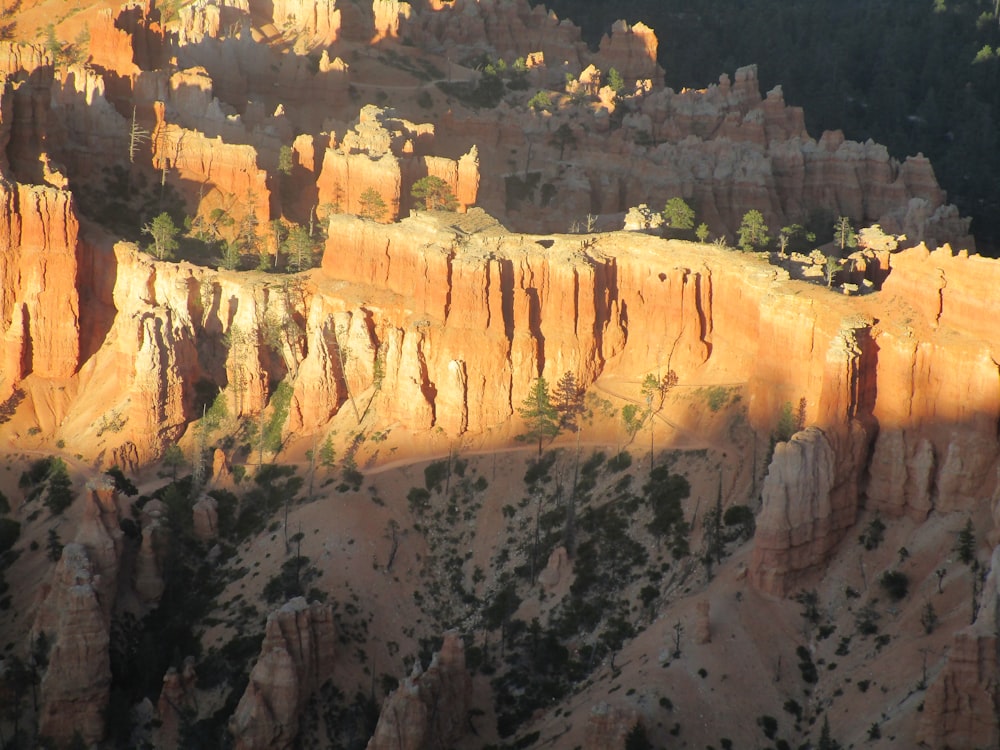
[859,512,886,550]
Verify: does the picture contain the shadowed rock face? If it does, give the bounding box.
[366,630,471,750]
[229,598,338,750]
[918,546,1000,749]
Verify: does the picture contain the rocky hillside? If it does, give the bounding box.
[0,0,998,748]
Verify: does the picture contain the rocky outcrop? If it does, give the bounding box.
[865,246,1000,518]
[366,631,471,750]
[32,543,113,746]
[405,0,587,85]
[192,494,219,540]
[597,21,662,87]
[229,598,337,750]
[269,0,342,45]
[316,105,479,222]
[27,482,125,750]
[749,425,868,596]
[918,546,1000,749]
[156,658,198,749]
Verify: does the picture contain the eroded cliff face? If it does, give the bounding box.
[1,0,999,646]
[0,183,81,400]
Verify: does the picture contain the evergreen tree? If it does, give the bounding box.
[283,225,316,272]
[550,122,577,160]
[410,176,459,211]
[142,212,180,260]
[517,376,560,457]
[833,216,858,251]
[624,723,653,750]
[162,443,185,481]
[737,209,769,251]
[607,67,626,94]
[662,197,695,231]
[277,144,294,175]
[956,518,976,564]
[553,371,585,430]
[359,188,388,221]
[528,90,553,111]
[817,715,841,750]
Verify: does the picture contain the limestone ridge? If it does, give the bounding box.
[229,597,338,750]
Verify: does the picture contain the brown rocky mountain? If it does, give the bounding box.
[0,0,997,748]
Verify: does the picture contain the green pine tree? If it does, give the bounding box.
[517,376,560,457]
[737,209,770,252]
[662,197,695,230]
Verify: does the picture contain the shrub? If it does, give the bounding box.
[44,458,74,515]
[796,645,818,684]
[0,518,20,554]
[757,715,778,740]
[858,512,886,550]
[105,467,138,496]
[855,604,879,636]
[705,386,729,412]
[607,451,632,472]
[722,504,755,541]
[879,570,909,601]
[407,487,431,516]
[921,601,938,634]
[424,460,449,492]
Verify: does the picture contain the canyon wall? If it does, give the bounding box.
[0,0,996,596]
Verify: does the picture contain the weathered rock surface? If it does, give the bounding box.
[32,543,112,746]
[366,630,471,750]
[192,494,220,540]
[229,598,337,750]
[316,105,479,222]
[918,545,1000,749]
[155,658,198,749]
[749,425,867,596]
[0,184,81,400]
